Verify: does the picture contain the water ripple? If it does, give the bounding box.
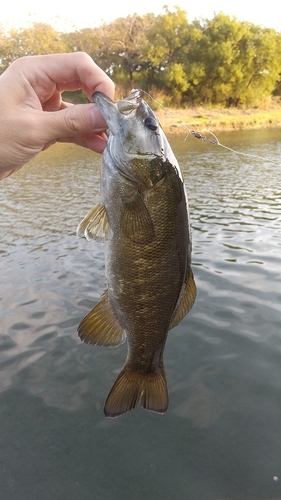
[0,135,281,499]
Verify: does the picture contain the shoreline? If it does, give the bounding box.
[156,105,281,134]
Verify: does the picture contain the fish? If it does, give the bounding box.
[77,90,196,418]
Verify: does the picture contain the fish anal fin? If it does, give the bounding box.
[77,203,109,241]
[169,269,196,330]
[78,290,126,347]
[120,191,154,244]
[104,366,168,418]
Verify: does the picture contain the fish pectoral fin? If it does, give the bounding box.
[169,269,196,330]
[76,203,109,241]
[104,365,168,418]
[78,290,126,347]
[120,191,154,244]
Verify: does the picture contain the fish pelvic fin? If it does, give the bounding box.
[104,366,168,418]
[77,203,109,241]
[169,269,197,330]
[78,290,126,347]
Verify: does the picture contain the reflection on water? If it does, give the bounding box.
[172,364,230,428]
[1,130,281,499]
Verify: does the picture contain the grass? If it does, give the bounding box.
[156,99,281,133]
[63,89,281,133]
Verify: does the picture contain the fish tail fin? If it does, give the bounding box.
[104,366,168,418]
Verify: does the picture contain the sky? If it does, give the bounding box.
[1,0,281,33]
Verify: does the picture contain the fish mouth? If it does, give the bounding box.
[116,90,142,114]
[92,91,144,135]
[92,90,142,114]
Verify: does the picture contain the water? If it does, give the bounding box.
[0,129,281,500]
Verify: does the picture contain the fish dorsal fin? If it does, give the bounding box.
[120,190,154,244]
[78,290,126,347]
[169,269,196,330]
[77,203,109,241]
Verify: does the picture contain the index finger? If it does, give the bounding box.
[17,52,115,102]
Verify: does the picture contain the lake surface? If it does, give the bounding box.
[1,128,281,500]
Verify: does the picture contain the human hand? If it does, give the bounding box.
[0,52,114,179]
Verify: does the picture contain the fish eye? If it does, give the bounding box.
[144,117,158,131]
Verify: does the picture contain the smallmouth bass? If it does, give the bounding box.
[77,90,196,417]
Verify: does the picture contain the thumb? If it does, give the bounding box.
[40,103,107,142]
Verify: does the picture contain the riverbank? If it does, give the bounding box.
[156,99,281,134]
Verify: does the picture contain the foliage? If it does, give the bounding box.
[1,10,281,107]
[0,23,68,71]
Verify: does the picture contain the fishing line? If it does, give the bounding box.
[134,89,280,165]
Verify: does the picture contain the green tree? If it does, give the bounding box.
[144,6,191,89]
[1,13,281,106]
[1,23,68,71]
[63,28,104,67]
[238,24,281,105]
[184,13,281,106]
[65,14,154,93]
[103,13,154,87]
[185,14,250,104]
